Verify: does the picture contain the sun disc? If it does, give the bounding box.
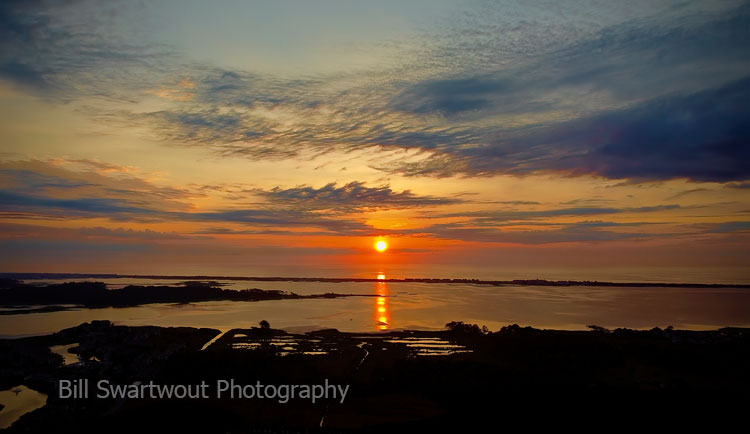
[375,240,387,252]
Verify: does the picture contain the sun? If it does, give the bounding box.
[375,240,388,252]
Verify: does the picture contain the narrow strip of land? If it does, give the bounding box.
[0,280,375,314]
[2,272,748,288]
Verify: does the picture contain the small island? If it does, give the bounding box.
[0,279,372,314]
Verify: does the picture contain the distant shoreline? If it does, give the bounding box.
[0,280,375,315]
[1,272,749,289]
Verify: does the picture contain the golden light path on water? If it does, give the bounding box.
[375,273,390,331]
[2,277,750,337]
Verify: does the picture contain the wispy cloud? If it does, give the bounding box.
[0,159,195,216]
[0,0,174,101]
[3,1,748,183]
[399,221,658,245]
[705,221,750,233]
[254,182,463,211]
[0,222,188,241]
[429,205,681,224]
[665,189,710,201]
[4,157,744,245]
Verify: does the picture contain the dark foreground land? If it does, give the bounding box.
[1,321,749,432]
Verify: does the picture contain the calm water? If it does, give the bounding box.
[1,277,749,337]
[0,386,47,429]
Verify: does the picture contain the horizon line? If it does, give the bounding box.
[1,272,748,289]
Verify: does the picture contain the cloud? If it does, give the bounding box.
[375,204,692,244]
[0,159,195,215]
[706,221,750,233]
[387,218,750,245]
[390,77,510,115]
[376,4,750,181]
[431,205,680,224]
[0,0,172,99]
[1,158,742,245]
[255,182,463,211]
[0,222,187,240]
[0,190,161,219]
[0,61,54,90]
[192,227,334,237]
[0,238,150,257]
[0,159,386,235]
[2,0,750,183]
[394,220,666,244]
[552,79,750,181]
[0,184,378,235]
[490,201,541,206]
[0,169,93,190]
[174,209,375,235]
[0,184,379,235]
[140,108,290,158]
[664,188,709,200]
[560,198,614,205]
[385,77,750,181]
[392,2,750,118]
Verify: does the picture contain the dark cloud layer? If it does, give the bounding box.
[256,182,463,211]
[388,77,750,181]
[544,79,750,181]
[390,77,510,115]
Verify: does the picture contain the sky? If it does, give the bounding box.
[0,0,749,281]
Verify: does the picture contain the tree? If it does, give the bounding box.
[259,320,270,329]
[445,321,483,334]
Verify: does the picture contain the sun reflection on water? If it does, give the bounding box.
[374,273,390,331]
